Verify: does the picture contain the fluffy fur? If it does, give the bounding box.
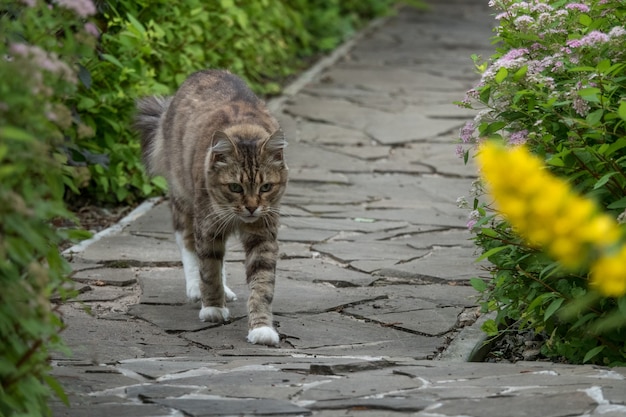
[134,69,288,346]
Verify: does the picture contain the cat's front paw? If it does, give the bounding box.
[199,305,230,322]
[224,285,237,301]
[247,326,280,346]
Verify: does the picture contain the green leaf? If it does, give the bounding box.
[475,245,509,263]
[0,126,35,142]
[594,172,617,189]
[495,67,508,84]
[618,101,626,122]
[607,196,626,209]
[544,297,565,321]
[579,14,592,26]
[481,319,499,336]
[101,54,125,69]
[578,87,601,103]
[583,345,605,363]
[470,277,488,292]
[585,109,603,126]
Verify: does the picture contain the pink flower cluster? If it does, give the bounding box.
[9,43,77,95]
[55,0,96,17]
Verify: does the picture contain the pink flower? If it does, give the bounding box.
[460,121,475,144]
[55,0,96,17]
[565,3,590,13]
[508,130,529,145]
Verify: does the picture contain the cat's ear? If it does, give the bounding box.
[209,131,237,166]
[261,129,287,162]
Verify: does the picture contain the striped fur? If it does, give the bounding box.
[133,70,288,345]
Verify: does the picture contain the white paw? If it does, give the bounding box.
[186,280,201,302]
[224,285,237,301]
[247,326,280,346]
[199,305,230,322]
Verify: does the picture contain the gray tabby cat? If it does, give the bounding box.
[134,69,288,346]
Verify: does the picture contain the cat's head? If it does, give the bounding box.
[204,126,288,224]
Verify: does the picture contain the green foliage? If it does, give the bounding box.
[459,0,626,365]
[63,0,416,205]
[0,1,94,415]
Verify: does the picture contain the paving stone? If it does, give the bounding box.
[76,234,180,264]
[126,202,173,234]
[128,303,243,332]
[286,142,371,173]
[51,403,174,417]
[276,312,442,358]
[71,267,138,286]
[278,227,339,243]
[151,398,311,416]
[278,258,378,287]
[311,240,426,264]
[281,216,409,233]
[119,358,224,380]
[298,121,372,146]
[430,392,596,417]
[376,246,483,282]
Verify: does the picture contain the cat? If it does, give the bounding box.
[133,69,288,346]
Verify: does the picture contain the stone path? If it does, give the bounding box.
[52,1,626,416]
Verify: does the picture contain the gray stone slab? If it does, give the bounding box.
[136,267,186,305]
[364,109,466,145]
[288,167,351,184]
[316,67,467,94]
[432,392,596,417]
[327,144,391,161]
[71,267,138,286]
[274,278,385,314]
[277,312,442,358]
[76,234,180,264]
[74,286,130,302]
[126,202,173,234]
[379,142,478,178]
[51,402,173,417]
[119,358,224,380]
[309,397,431,412]
[298,121,372,146]
[281,216,408,233]
[152,398,310,416]
[278,227,338,243]
[278,258,378,287]
[311,240,426,263]
[127,303,245,332]
[285,142,370,173]
[377,246,482,282]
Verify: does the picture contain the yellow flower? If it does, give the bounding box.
[591,247,626,297]
[477,142,626,297]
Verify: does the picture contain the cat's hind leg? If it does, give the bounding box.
[222,263,237,301]
[172,199,201,302]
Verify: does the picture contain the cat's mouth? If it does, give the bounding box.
[238,214,261,224]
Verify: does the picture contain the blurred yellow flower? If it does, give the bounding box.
[476,142,625,297]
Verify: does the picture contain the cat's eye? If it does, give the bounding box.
[228,183,244,193]
[259,183,273,193]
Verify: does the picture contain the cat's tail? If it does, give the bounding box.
[133,96,172,176]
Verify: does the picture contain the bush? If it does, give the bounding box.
[64,0,416,206]
[0,1,95,415]
[458,0,626,365]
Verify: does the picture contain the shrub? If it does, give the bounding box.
[0,1,95,415]
[458,0,626,365]
[65,0,417,206]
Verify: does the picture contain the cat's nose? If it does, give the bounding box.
[245,206,257,215]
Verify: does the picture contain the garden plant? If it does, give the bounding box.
[458,0,626,365]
